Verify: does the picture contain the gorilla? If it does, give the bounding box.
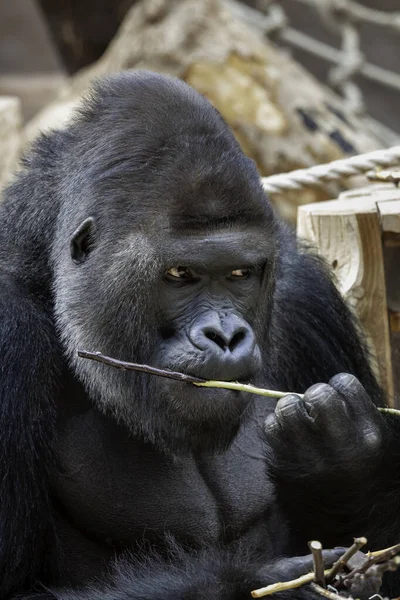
[0,70,399,600]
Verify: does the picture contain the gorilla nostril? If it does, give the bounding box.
[228,330,245,352]
[205,329,226,351]
[203,328,248,353]
[191,318,254,355]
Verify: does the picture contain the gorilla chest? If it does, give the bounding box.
[53,408,274,548]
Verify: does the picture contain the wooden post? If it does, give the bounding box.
[298,185,400,406]
[378,199,400,401]
[0,96,22,193]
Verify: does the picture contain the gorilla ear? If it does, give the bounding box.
[70,217,95,264]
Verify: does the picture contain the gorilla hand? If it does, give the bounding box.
[265,373,387,480]
[260,550,382,600]
[262,548,345,581]
[264,374,388,543]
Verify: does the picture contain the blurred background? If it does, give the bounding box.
[1,0,399,126]
[1,0,400,128]
[2,0,400,219]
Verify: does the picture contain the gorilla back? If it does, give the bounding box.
[0,71,398,600]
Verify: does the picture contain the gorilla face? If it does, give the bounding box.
[58,223,276,453]
[53,71,278,453]
[151,229,272,419]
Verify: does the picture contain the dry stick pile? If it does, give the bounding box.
[78,349,400,599]
[252,539,400,599]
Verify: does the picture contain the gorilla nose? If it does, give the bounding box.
[203,326,247,353]
[189,314,255,358]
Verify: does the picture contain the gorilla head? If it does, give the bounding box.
[52,71,279,453]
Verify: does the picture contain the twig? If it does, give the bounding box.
[251,570,331,598]
[193,380,297,399]
[340,556,400,597]
[251,540,400,598]
[327,537,367,581]
[364,556,400,576]
[309,541,326,587]
[369,543,400,559]
[77,350,300,399]
[341,543,400,582]
[252,538,367,598]
[77,350,400,415]
[77,350,204,383]
[374,555,400,573]
[377,407,400,417]
[310,582,343,600]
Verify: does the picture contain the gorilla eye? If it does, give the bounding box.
[230,268,251,279]
[165,266,194,280]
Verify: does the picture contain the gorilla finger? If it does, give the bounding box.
[274,394,314,429]
[264,413,282,437]
[297,548,346,573]
[329,373,375,413]
[264,396,309,440]
[321,547,347,567]
[273,548,346,580]
[328,375,385,451]
[303,383,348,428]
[344,572,383,600]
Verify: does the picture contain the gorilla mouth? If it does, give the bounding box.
[182,368,252,385]
[184,370,242,382]
[77,350,253,395]
[179,355,256,384]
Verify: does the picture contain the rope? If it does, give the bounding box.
[261,145,400,195]
[294,0,400,32]
[230,0,400,119]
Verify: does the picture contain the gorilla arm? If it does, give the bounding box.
[16,545,346,600]
[0,276,60,598]
[265,249,400,552]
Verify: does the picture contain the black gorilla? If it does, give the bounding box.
[1,71,400,600]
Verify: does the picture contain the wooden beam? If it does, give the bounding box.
[298,185,396,405]
[378,199,400,234]
[378,198,400,402]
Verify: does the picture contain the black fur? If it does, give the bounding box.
[0,71,399,600]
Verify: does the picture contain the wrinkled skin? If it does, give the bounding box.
[0,71,399,600]
[267,373,385,482]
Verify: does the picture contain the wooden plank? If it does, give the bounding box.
[298,188,395,405]
[378,199,400,234]
[377,199,400,402]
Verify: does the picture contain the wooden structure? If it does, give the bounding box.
[298,184,400,407]
[0,97,21,190]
